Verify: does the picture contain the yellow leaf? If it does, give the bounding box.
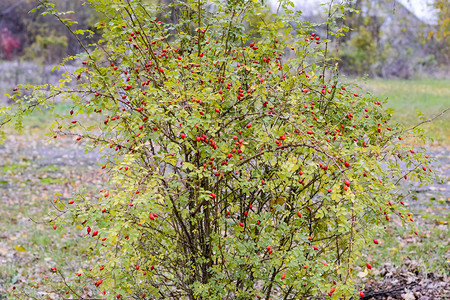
[270,197,286,211]
[331,192,338,201]
[15,245,26,252]
[220,144,229,154]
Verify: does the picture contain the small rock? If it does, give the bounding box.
[402,292,415,300]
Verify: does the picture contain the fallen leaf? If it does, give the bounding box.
[14,245,26,252]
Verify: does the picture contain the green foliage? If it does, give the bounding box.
[339,26,378,75]
[0,0,436,299]
[22,31,68,64]
[425,0,450,64]
[336,0,450,77]
[432,0,450,43]
[337,16,390,77]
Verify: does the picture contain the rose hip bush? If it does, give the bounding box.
[1,0,434,299]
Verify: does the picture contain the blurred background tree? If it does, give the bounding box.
[0,0,448,77]
[335,0,447,78]
[0,0,99,62]
[426,0,449,65]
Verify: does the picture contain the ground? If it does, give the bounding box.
[0,79,449,299]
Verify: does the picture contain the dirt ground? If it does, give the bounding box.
[0,132,448,299]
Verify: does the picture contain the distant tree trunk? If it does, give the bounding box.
[340,0,362,44]
[14,59,20,86]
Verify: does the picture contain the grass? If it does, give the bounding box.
[0,130,103,298]
[0,79,448,297]
[39,165,61,172]
[4,79,450,142]
[359,79,450,277]
[38,176,65,185]
[1,163,29,173]
[368,221,449,276]
[362,79,450,144]
[21,102,73,129]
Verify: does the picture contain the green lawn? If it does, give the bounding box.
[1,79,448,297]
[5,79,450,143]
[360,79,450,276]
[362,79,450,145]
